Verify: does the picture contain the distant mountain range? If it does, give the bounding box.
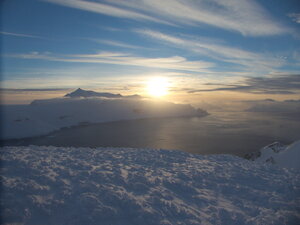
[65,88,140,99]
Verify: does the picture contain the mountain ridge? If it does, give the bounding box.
[64,88,123,98]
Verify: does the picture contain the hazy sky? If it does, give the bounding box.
[1,0,300,104]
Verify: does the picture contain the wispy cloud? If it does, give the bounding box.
[288,13,300,24]
[0,31,42,39]
[187,74,300,95]
[120,0,289,36]
[44,0,288,36]
[136,29,286,71]
[0,88,68,92]
[97,26,124,32]
[7,51,214,73]
[86,38,144,49]
[44,0,173,25]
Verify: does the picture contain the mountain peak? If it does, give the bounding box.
[64,88,122,98]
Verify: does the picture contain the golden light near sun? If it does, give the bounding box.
[147,77,169,97]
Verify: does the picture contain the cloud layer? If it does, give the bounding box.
[45,0,288,36]
[136,29,286,71]
[9,51,214,73]
[188,74,300,95]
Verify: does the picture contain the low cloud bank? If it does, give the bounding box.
[188,74,300,95]
[1,90,207,139]
[245,99,300,118]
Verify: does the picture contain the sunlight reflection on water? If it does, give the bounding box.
[4,111,300,157]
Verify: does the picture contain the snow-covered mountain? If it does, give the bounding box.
[63,88,142,99]
[64,88,123,98]
[1,95,208,139]
[1,146,299,225]
[245,141,300,170]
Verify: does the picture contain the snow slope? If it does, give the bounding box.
[245,141,300,170]
[1,146,299,225]
[1,97,207,139]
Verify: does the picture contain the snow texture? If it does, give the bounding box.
[1,97,207,139]
[246,141,300,170]
[1,146,299,225]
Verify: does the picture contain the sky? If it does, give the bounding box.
[1,0,300,105]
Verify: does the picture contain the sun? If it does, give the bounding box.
[147,77,169,97]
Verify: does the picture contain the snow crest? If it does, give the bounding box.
[245,140,300,170]
[1,146,299,225]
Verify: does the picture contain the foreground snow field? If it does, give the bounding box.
[1,146,299,225]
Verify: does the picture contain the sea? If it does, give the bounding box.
[2,111,300,157]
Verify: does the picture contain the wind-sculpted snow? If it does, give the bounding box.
[246,140,300,170]
[1,146,299,225]
[1,98,207,139]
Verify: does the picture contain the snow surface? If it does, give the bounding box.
[1,97,207,139]
[1,146,299,225]
[246,141,300,170]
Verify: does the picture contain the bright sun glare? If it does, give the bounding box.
[147,77,169,97]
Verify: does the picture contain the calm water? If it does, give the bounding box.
[3,111,300,156]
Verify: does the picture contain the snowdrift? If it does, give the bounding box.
[1,146,299,225]
[245,141,300,170]
[1,97,207,139]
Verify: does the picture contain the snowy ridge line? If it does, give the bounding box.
[1,146,299,225]
[245,140,300,170]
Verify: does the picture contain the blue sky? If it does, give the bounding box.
[1,0,300,100]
